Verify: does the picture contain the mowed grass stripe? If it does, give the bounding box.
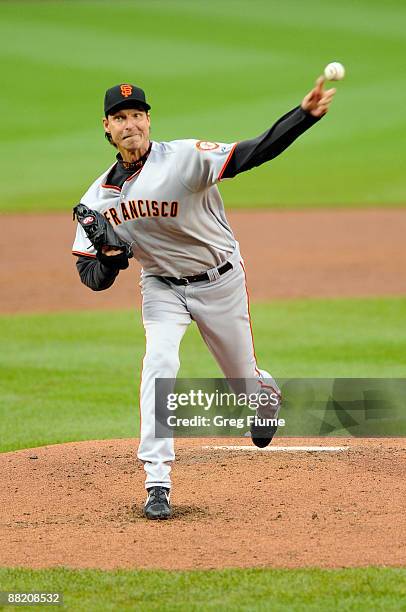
[0,19,283,76]
[165,0,406,39]
[1,297,405,453]
[17,0,403,45]
[6,0,406,44]
[0,567,405,611]
[0,0,405,210]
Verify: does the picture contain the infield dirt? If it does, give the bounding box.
[2,208,406,314]
[0,438,405,570]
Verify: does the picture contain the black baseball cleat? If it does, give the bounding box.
[250,420,278,448]
[144,486,171,520]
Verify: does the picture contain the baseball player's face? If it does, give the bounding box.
[103,108,150,159]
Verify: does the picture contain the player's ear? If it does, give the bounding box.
[102,117,116,148]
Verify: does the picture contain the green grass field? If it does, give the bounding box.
[0,567,405,611]
[1,0,405,212]
[1,297,405,453]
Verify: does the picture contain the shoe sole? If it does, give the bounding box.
[251,425,277,448]
[252,438,273,448]
[144,511,171,520]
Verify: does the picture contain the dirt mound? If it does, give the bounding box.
[1,438,405,570]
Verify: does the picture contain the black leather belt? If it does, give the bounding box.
[163,261,233,285]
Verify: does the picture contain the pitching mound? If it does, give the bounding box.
[0,438,405,570]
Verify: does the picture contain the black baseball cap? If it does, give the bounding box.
[104,83,151,116]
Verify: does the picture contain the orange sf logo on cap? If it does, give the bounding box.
[120,84,133,98]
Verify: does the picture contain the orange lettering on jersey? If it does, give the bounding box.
[151,201,159,216]
[109,208,121,225]
[120,84,133,98]
[103,211,111,223]
[124,199,180,220]
[121,202,131,221]
[129,200,139,218]
[138,200,146,217]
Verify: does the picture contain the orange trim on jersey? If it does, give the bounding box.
[217,142,238,181]
[124,169,142,183]
[72,250,97,258]
[101,163,142,193]
[101,183,122,192]
[239,261,261,377]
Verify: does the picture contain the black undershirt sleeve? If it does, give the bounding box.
[76,255,120,291]
[222,106,322,179]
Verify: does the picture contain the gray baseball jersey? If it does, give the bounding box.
[72,139,238,277]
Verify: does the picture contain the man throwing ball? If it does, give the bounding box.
[72,76,336,519]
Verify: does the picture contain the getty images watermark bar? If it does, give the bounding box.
[154,378,406,438]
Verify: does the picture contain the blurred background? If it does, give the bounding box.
[1,0,405,212]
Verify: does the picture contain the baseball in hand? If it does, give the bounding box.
[324,62,345,81]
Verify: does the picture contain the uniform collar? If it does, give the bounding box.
[116,142,152,172]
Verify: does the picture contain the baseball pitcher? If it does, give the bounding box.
[72,79,335,519]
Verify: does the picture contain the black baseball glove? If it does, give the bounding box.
[73,203,133,269]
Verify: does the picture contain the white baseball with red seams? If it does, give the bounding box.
[324,62,345,81]
[72,138,280,489]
